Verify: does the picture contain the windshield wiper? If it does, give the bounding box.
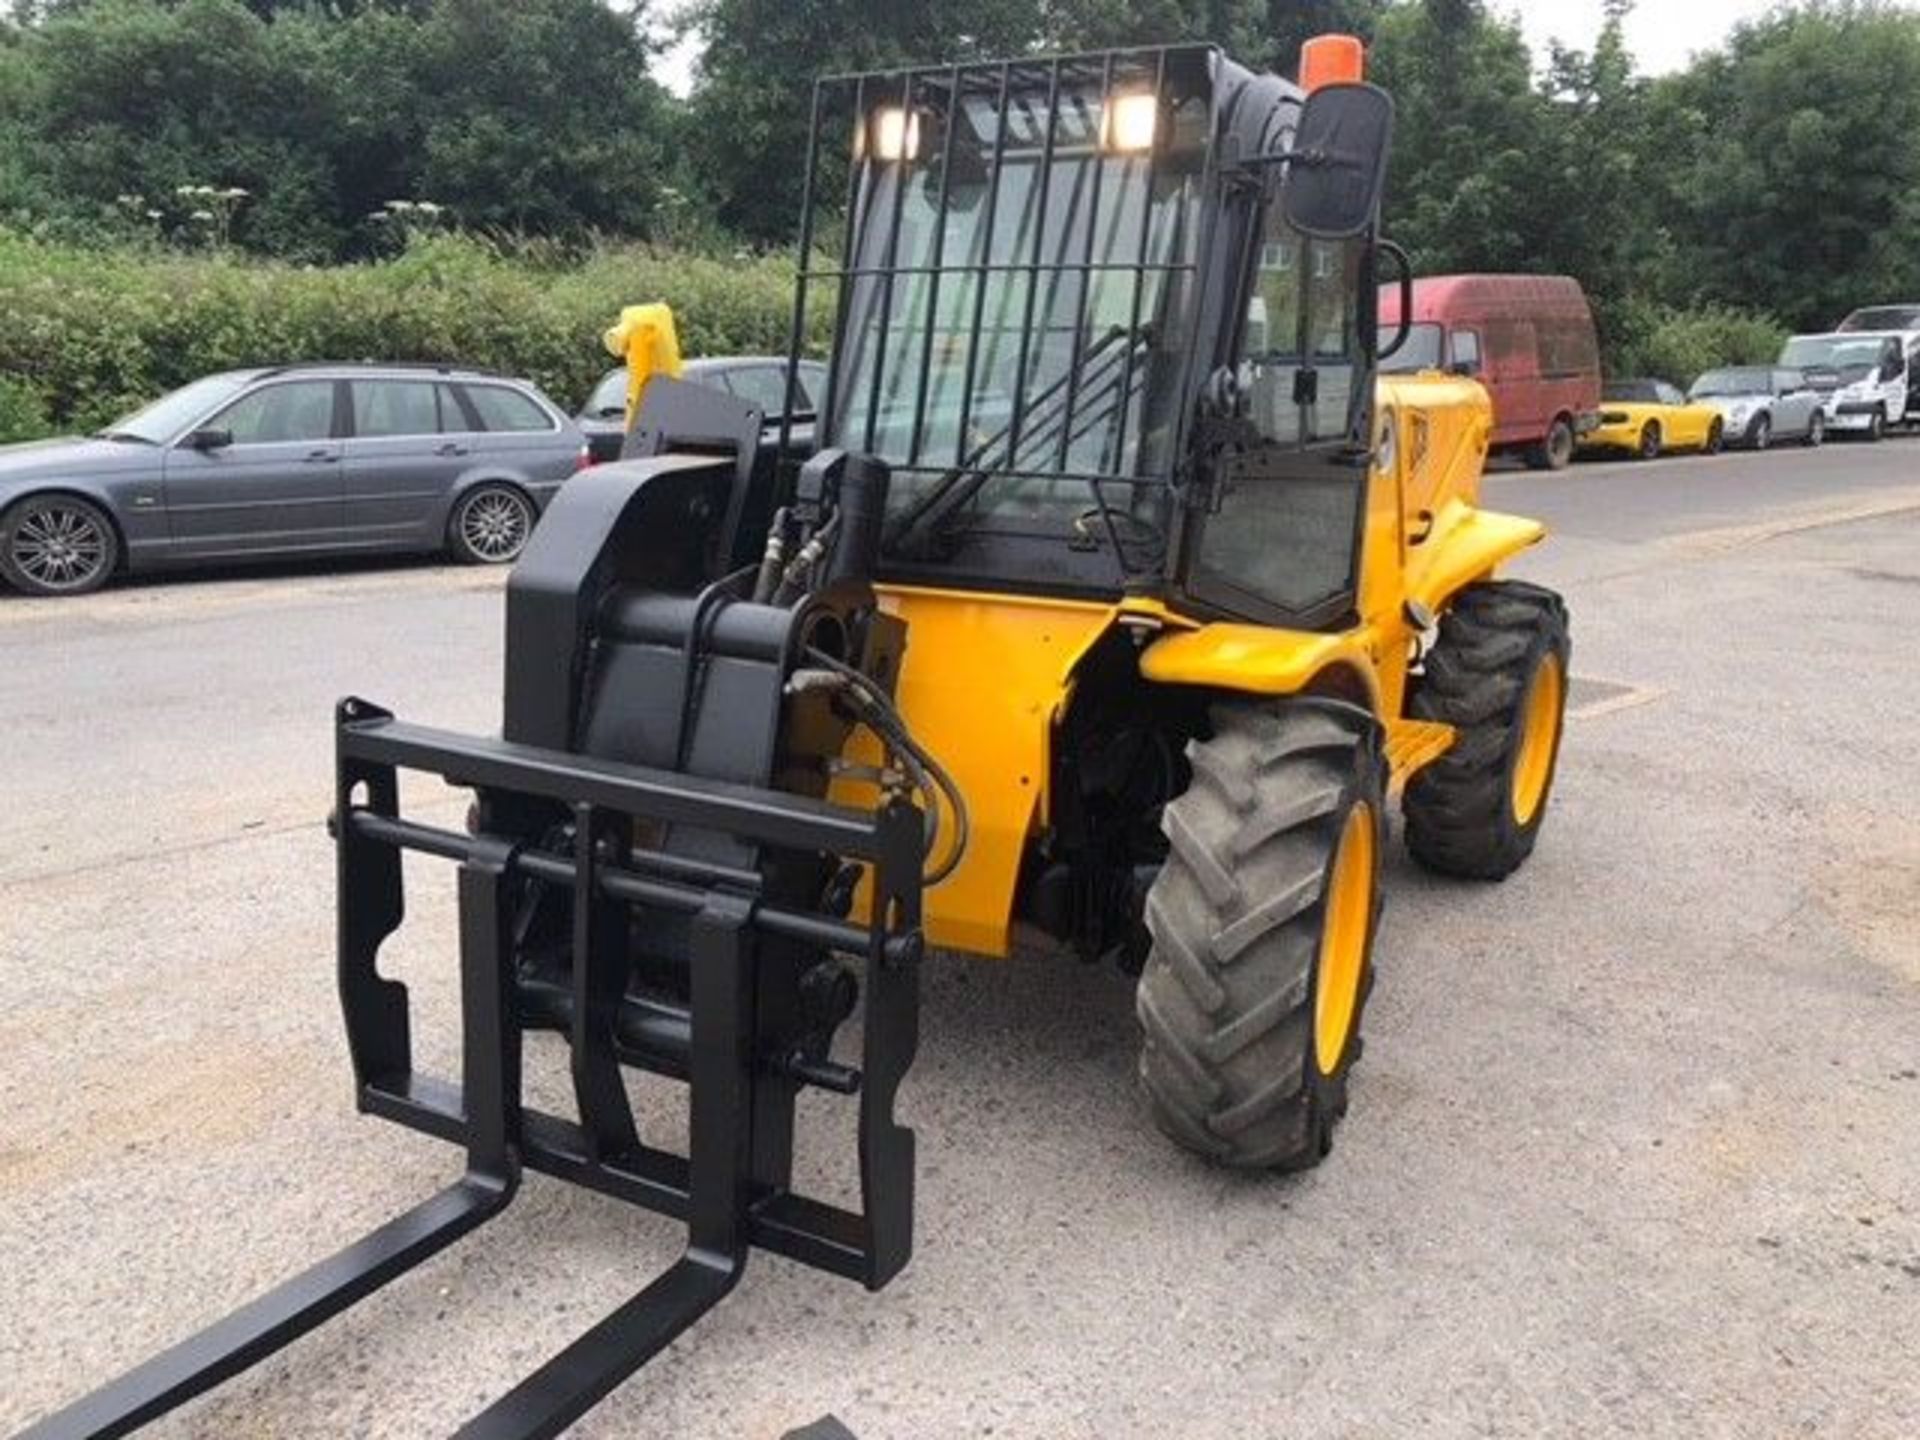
[886,325,1150,558]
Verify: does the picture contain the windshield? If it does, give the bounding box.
[1690,368,1770,398]
[1378,322,1442,373]
[585,368,628,417]
[107,373,253,443]
[1603,380,1660,404]
[1840,306,1920,332]
[825,67,1210,577]
[1779,335,1893,378]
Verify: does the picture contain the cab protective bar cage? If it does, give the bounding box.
[20,699,925,1440]
[777,46,1223,573]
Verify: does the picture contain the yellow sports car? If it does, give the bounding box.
[1580,378,1725,459]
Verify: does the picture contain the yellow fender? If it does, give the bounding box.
[1140,623,1382,709]
[1404,501,1545,617]
[603,302,684,426]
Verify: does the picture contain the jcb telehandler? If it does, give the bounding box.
[21,33,1568,1440]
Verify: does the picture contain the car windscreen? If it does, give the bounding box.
[1603,380,1660,403]
[1378,321,1442,373]
[1779,335,1892,379]
[1689,368,1770,398]
[105,373,254,443]
[1840,307,1920,332]
[584,368,628,417]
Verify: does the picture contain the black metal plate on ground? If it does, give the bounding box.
[780,1419,860,1440]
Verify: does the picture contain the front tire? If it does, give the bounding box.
[1805,410,1826,447]
[0,493,119,596]
[448,484,535,565]
[1749,413,1771,450]
[1704,418,1724,455]
[1636,421,1662,460]
[1866,408,1886,442]
[1136,700,1385,1170]
[1403,582,1571,881]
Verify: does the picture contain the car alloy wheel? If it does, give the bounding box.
[455,486,533,564]
[8,498,113,594]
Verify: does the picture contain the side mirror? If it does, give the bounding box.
[1282,82,1394,239]
[1447,359,1477,377]
[184,427,232,451]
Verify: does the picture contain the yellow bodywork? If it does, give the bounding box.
[857,372,1545,957]
[1579,398,1721,455]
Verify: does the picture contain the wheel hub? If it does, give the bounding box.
[1509,652,1564,825]
[463,496,527,560]
[13,506,106,589]
[1313,802,1376,1076]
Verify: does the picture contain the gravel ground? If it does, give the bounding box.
[3,443,1918,1439]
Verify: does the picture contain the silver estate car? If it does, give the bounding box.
[1686,365,1827,450]
[0,363,590,595]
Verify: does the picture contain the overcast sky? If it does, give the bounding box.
[1509,0,1784,75]
[652,0,1812,95]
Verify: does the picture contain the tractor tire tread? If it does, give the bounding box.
[1404,581,1570,880]
[1136,699,1384,1170]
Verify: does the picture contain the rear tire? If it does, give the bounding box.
[1749,413,1771,450]
[1526,416,1575,471]
[448,483,535,565]
[1136,700,1385,1170]
[1704,418,1724,454]
[1805,410,1826,447]
[1636,421,1662,460]
[1403,582,1571,881]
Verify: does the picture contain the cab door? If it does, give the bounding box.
[1180,217,1372,630]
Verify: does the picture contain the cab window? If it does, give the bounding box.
[1244,221,1362,446]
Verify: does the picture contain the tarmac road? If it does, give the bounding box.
[3,439,1918,1439]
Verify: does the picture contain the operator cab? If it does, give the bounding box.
[782,43,1395,630]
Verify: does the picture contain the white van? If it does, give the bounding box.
[1778,330,1919,439]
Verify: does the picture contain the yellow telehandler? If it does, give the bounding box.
[24,32,1567,1440]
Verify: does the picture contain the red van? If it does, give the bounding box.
[1378,274,1601,469]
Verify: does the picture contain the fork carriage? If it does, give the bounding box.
[20,442,927,1439]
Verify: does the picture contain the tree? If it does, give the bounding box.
[0,0,680,256]
[1652,0,1920,329]
[1368,0,1545,274]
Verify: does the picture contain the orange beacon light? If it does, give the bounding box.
[1300,34,1366,93]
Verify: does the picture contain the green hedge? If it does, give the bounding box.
[0,232,830,442]
[1603,299,1789,389]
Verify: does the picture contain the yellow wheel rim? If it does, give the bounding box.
[1509,651,1564,826]
[1313,802,1376,1077]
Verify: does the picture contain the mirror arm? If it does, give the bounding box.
[1377,239,1413,362]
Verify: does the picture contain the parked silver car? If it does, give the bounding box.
[1686,365,1826,450]
[0,363,589,595]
